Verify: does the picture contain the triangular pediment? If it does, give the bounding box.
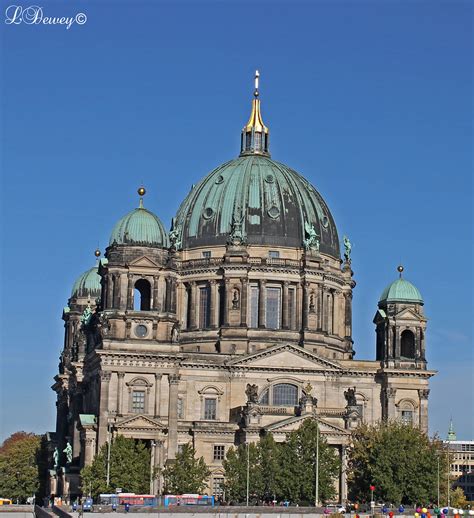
[115,414,165,430]
[128,256,159,268]
[265,414,349,436]
[227,343,343,372]
[395,307,426,321]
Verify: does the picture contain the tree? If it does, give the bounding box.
[348,421,449,505]
[0,432,42,503]
[162,443,211,494]
[80,435,151,498]
[450,487,467,509]
[277,418,340,505]
[223,420,340,506]
[222,442,260,503]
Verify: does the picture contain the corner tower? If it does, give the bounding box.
[374,265,427,369]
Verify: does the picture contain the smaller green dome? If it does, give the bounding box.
[71,266,101,298]
[109,207,169,248]
[379,278,423,305]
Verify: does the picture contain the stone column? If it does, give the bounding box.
[154,374,162,417]
[418,389,430,432]
[127,274,134,310]
[385,387,397,421]
[344,291,352,338]
[332,290,340,336]
[302,282,310,330]
[83,434,96,466]
[164,278,171,313]
[189,282,197,329]
[394,327,401,358]
[322,287,330,333]
[340,446,348,503]
[282,281,289,330]
[97,371,111,449]
[296,282,303,330]
[170,279,177,314]
[258,279,266,328]
[116,372,124,416]
[318,284,324,331]
[240,277,248,327]
[167,374,180,460]
[152,275,160,310]
[223,279,231,327]
[210,280,218,328]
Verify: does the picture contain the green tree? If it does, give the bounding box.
[80,435,151,498]
[0,432,42,503]
[162,443,211,494]
[277,418,340,505]
[222,442,260,503]
[257,433,281,502]
[348,421,449,505]
[450,487,467,508]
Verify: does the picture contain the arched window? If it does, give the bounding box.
[272,383,298,406]
[401,330,415,359]
[134,279,151,311]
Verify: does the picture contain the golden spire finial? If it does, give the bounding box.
[240,70,270,156]
[138,186,146,208]
[397,265,404,278]
[94,248,101,258]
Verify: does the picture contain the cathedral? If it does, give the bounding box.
[50,73,435,501]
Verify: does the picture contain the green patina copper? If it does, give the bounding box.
[79,414,97,426]
[71,266,101,298]
[379,278,423,305]
[174,155,340,257]
[109,207,169,248]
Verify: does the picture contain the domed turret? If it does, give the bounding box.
[109,187,169,248]
[379,265,423,305]
[71,265,101,299]
[173,73,340,258]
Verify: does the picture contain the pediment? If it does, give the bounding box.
[115,414,165,430]
[227,343,343,372]
[395,307,426,321]
[265,414,349,436]
[128,256,159,268]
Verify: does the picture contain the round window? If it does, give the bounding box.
[268,206,280,219]
[203,207,214,219]
[322,216,329,228]
[215,175,224,184]
[265,174,275,183]
[135,324,148,338]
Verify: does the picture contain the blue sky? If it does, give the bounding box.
[0,0,472,440]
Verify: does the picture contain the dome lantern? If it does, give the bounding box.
[240,70,270,157]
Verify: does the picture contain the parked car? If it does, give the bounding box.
[82,498,93,512]
[325,504,347,514]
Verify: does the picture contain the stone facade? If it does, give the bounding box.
[50,81,435,501]
[51,240,435,501]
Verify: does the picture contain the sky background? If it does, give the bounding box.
[0,0,472,441]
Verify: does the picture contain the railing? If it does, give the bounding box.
[182,256,301,270]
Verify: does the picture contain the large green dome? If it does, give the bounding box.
[71,266,101,298]
[109,207,169,248]
[173,155,340,257]
[379,278,423,305]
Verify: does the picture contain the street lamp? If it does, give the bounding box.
[315,425,320,507]
[246,442,250,507]
[437,454,440,508]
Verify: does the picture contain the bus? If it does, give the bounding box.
[99,494,157,506]
[164,494,214,507]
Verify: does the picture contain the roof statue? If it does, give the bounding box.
[344,387,357,407]
[343,235,352,262]
[245,383,259,404]
[169,218,182,250]
[53,447,59,469]
[227,207,246,246]
[303,221,320,251]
